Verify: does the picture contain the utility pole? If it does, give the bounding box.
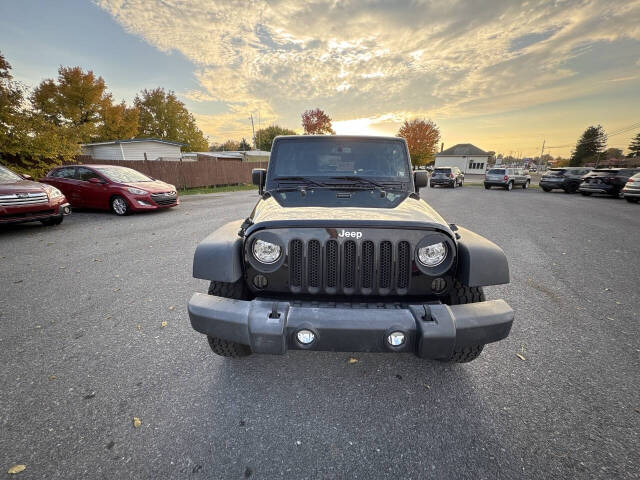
[539,139,545,169]
[250,114,256,149]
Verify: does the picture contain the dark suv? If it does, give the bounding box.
[188,135,514,364]
[579,168,640,197]
[540,167,592,193]
[430,167,464,188]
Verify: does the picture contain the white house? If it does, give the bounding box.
[81,138,185,161]
[434,144,490,174]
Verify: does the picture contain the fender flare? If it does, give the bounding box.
[455,226,510,287]
[193,219,244,283]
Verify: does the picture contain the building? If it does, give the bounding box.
[182,150,270,163]
[81,138,185,161]
[434,143,490,174]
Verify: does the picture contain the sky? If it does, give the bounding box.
[1,0,639,157]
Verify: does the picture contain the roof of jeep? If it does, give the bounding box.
[274,134,404,141]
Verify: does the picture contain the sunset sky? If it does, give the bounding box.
[1,0,639,157]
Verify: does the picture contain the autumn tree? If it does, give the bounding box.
[570,125,606,166]
[255,125,297,151]
[628,132,640,158]
[0,52,25,154]
[95,96,139,142]
[301,108,335,135]
[396,118,440,166]
[134,88,208,151]
[238,138,251,151]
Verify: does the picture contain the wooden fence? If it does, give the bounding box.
[75,155,268,189]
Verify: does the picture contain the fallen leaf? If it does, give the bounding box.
[347,357,358,364]
[137,324,142,331]
[105,315,112,320]
[168,305,175,311]
[93,258,102,262]
[48,375,55,381]
[8,464,26,474]
[59,266,66,269]
[516,353,526,361]
[113,288,120,292]
[133,417,141,428]
[115,274,120,278]
[161,321,167,328]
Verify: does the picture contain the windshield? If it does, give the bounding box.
[0,165,23,184]
[433,168,451,174]
[269,138,409,183]
[546,169,566,176]
[488,169,505,175]
[94,166,153,183]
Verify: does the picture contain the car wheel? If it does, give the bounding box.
[206,280,252,357]
[580,192,592,196]
[40,217,63,226]
[542,187,551,192]
[564,183,578,194]
[523,180,530,189]
[110,196,130,216]
[626,197,639,203]
[506,182,513,191]
[430,182,434,188]
[438,280,486,363]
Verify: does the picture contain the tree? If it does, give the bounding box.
[570,125,606,166]
[255,125,297,151]
[96,97,138,142]
[238,138,251,151]
[0,52,26,155]
[628,132,640,158]
[396,118,441,166]
[31,66,108,142]
[134,88,208,151]
[301,108,335,135]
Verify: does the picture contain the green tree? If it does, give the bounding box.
[301,108,335,135]
[96,96,139,141]
[134,88,208,151]
[628,132,640,158]
[238,138,251,151]
[570,125,606,166]
[255,125,296,151]
[396,118,440,166]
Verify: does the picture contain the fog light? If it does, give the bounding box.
[387,331,405,347]
[253,274,268,289]
[137,200,151,206]
[296,329,315,345]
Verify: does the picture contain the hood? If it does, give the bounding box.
[0,179,47,194]
[123,180,175,193]
[248,189,449,231]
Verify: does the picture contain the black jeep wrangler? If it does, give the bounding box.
[188,136,514,363]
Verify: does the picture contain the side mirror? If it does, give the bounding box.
[414,171,428,191]
[88,177,103,184]
[252,168,266,195]
[21,174,33,180]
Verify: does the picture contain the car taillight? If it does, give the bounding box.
[450,174,454,179]
[504,175,508,181]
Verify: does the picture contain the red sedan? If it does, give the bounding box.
[0,164,71,226]
[41,165,179,216]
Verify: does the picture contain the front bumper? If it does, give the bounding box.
[188,294,514,359]
[0,201,71,225]
[539,180,565,189]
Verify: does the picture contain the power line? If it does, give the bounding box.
[546,121,640,149]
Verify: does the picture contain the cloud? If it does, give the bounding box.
[95,0,640,141]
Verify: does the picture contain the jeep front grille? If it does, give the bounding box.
[288,238,412,295]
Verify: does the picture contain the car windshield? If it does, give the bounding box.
[546,169,566,176]
[589,170,620,176]
[270,138,409,181]
[488,169,505,175]
[94,166,153,183]
[434,168,451,174]
[0,165,23,184]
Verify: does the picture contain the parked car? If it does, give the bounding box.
[621,172,640,203]
[41,165,179,216]
[188,135,514,363]
[578,168,640,197]
[0,164,71,226]
[430,167,464,188]
[484,168,531,190]
[540,167,592,193]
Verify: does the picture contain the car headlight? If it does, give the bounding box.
[417,242,447,267]
[252,239,282,264]
[45,185,63,199]
[127,187,148,195]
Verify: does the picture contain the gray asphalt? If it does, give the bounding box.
[1,187,639,479]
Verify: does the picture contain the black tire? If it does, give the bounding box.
[580,191,592,196]
[484,185,491,190]
[506,182,513,191]
[542,187,551,192]
[563,183,578,194]
[626,197,639,203]
[206,280,252,357]
[40,216,63,226]
[439,280,486,363]
[110,195,130,216]
[430,182,434,188]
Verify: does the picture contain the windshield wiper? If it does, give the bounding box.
[272,176,330,189]
[329,176,407,192]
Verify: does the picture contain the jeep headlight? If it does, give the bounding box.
[417,242,447,267]
[252,239,281,264]
[44,185,63,199]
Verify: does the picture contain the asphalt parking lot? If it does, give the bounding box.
[1,187,639,479]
